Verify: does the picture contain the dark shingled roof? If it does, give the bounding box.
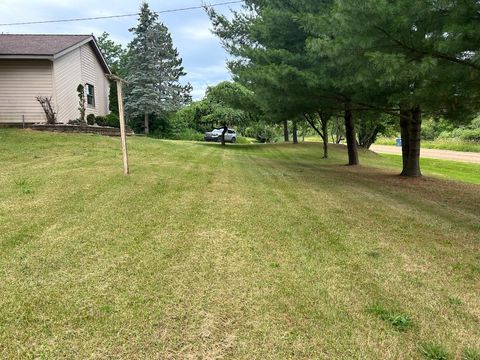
[0,34,92,56]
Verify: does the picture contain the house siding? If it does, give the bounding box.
[0,40,110,125]
[53,47,82,123]
[80,43,109,118]
[53,43,109,123]
[0,60,53,123]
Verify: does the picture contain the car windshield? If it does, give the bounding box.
[209,128,235,133]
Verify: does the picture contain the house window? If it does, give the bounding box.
[86,84,95,107]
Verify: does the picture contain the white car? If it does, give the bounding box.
[204,128,237,143]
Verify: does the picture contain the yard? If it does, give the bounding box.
[0,129,479,359]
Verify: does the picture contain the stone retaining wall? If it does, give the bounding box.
[29,124,134,136]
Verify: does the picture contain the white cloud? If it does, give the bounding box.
[179,22,215,41]
[188,63,229,80]
[191,87,207,100]
[187,63,232,100]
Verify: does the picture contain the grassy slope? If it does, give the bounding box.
[0,129,479,359]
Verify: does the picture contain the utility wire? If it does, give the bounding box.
[0,0,242,27]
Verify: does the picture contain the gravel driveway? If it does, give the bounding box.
[370,144,480,164]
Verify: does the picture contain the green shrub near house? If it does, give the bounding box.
[94,116,107,127]
[86,114,96,126]
[94,113,120,128]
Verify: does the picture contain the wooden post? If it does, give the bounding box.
[117,80,129,175]
[107,74,129,175]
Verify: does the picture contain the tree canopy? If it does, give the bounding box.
[206,0,480,175]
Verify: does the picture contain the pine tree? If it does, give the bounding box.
[125,2,192,134]
[325,0,480,176]
[207,1,350,161]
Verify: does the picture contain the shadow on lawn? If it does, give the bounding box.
[244,146,480,218]
[195,141,479,216]
[194,140,354,154]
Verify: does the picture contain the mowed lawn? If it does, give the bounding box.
[0,129,479,359]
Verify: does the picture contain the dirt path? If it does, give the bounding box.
[370,144,480,164]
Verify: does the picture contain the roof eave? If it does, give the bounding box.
[0,55,54,60]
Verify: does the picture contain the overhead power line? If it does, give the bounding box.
[0,1,242,27]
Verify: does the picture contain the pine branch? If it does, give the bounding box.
[373,25,480,71]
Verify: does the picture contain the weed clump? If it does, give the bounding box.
[463,348,480,360]
[367,304,412,332]
[418,343,449,360]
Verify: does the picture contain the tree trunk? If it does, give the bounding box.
[319,112,329,159]
[292,120,298,144]
[336,129,343,144]
[283,120,289,142]
[344,100,359,165]
[221,124,227,146]
[144,113,149,135]
[399,107,411,174]
[402,106,422,177]
[359,126,379,149]
[367,129,379,149]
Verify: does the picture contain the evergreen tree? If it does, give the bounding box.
[209,0,479,175]
[324,0,480,176]
[207,1,360,162]
[125,2,192,134]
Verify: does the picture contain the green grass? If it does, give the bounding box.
[362,152,480,184]
[236,136,258,144]
[306,135,480,152]
[304,139,480,184]
[463,349,480,360]
[0,129,479,359]
[375,137,480,153]
[419,343,450,360]
[367,305,413,332]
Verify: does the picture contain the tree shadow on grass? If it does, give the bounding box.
[195,140,480,217]
[255,154,480,221]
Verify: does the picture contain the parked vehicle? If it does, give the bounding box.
[204,128,237,143]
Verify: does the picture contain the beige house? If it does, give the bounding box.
[0,34,111,124]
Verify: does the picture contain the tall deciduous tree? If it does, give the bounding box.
[204,81,255,145]
[97,32,128,114]
[125,2,192,134]
[97,32,126,75]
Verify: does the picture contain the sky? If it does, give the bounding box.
[0,0,243,99]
